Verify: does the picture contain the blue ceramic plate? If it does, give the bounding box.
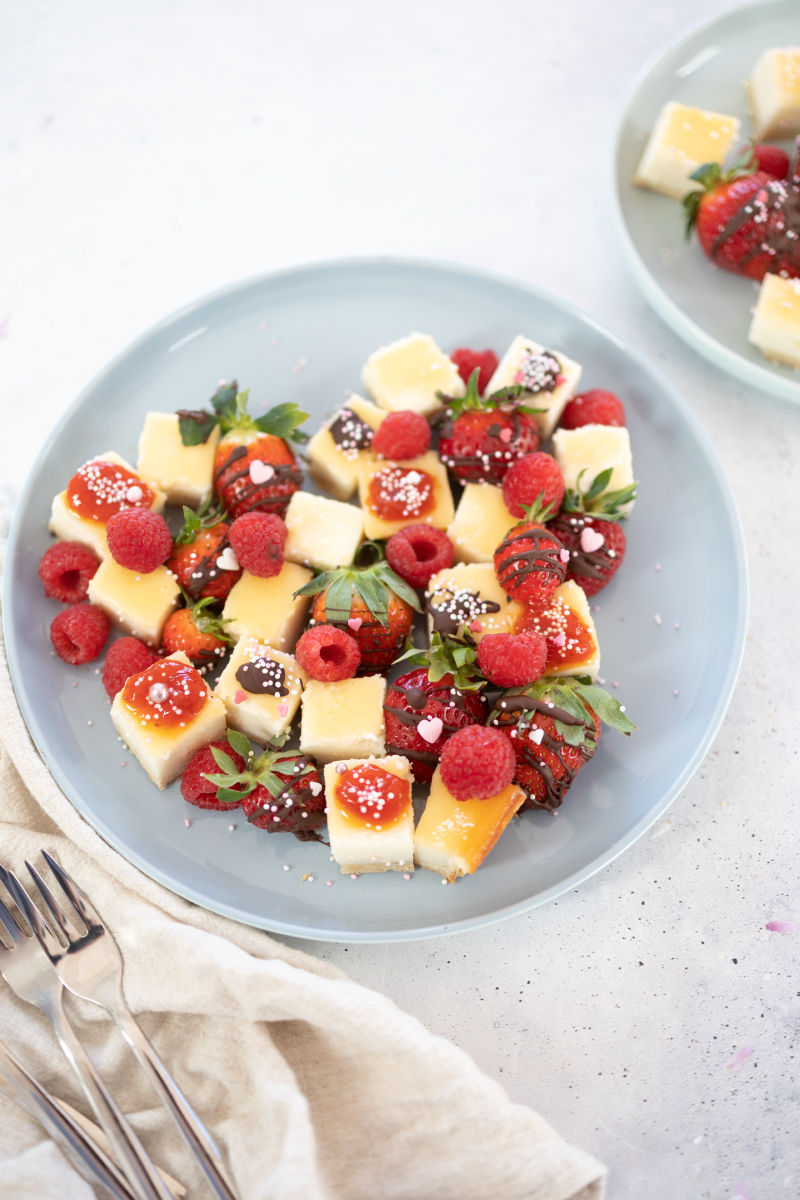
[614,0,800,404]
[3,258,747,942]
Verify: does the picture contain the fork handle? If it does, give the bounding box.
[113,1004,238,1200]
[47,997,173,1200]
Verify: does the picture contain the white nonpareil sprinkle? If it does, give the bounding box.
[284,864,290,871]
[654,614,662,625]
[228,824,235,831]
[87,720,93,726]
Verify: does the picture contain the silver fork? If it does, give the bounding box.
[22,852,238,1200]
[0,865,171,1200]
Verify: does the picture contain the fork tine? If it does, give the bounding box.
[24,862,76,943]
[41,851,103,931]
[0,867,27,944]
[8,871,64,962]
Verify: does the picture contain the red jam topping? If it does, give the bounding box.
[122,659,207,730]
[334,764,411,828]
[367,465,435,521]
[66,460,155,523]
[515,598,595,669]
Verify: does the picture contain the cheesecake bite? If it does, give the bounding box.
[362,332,463,418]
[484,336,581,438]
[748,272,800,366]
[221,561,312,649]
[214,638,306,742]
[413,765,525,882]
[300,676,386,764]
[87,558,180,646]
[425,563,523,641]
[306,395,384,500]
[283,491,364,570]
[514,580,600,680]
[632,101,740,200]
[110,650,226,789]
[357,451,454,541]
[551,425,635,514]
[747,47,800,141]
[137,412,221,508]
[323,755,414,874]
[49,452,166,560]
[446,482,517,564]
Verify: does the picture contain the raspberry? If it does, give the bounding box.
[102,637,160,699]
[753,144,789,180]
[371,410,431,460]
[38,542,100,603]
[385,524,454,588]
[228,512,287,578]
[560,389,626,430]
[451,348,499,394]
[439,725,516,801]
[180,741,247,810]
[476,631,547,687]
[106,509,173,573]
[502,452,565,519]
[295,625,361,681]
[50,604,110,665]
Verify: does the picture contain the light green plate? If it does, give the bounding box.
[614,0,800,402]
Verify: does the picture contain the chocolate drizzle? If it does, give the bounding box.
[515,348,560,394]
[184,534,236,599]
[491,693,597,811]
[492,694,583,725]
[384,705,460,734]
[385,743,439,766]
[495,527,566,590]
[549,514,608,582]
[235,657,289,696]
[329,408,374,454]
[214,445,304,515]
[710,176,800,270]
[425,588,502,636]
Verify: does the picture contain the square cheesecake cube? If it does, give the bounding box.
[111,651,226,788]
[323,755,414,874]
[137,412,221,508]
[748,272,800,366]
[484,335,581,438]
[306,395,384,500]
[214,639,306,742]
[447,483,518,564]
[357,451,454,540]
[362,332,463,418]
[221,562,313,649]
[283,491,364,570]
[300,676,386,765]
[49,451,166,560]
[518,580,600,680]
[632,101,740,200]
[414,766,525,882]
[551,425,634,514]
[88,558,180,646]
[425,562,523,642]
[747,47,800,141]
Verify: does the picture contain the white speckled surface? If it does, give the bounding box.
[2,2,798,1196]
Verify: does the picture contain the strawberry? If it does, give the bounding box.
[162,595,232,666]
[179,381,308,519]
[295,543,421,673]
[493,495,566,607]
[202,731,326,841]
[437,368,541,484]
[548,467,636,597]
[683,149,800,281]
[166,500,241,603]
[386,632,489,781]
[487,676,635,811]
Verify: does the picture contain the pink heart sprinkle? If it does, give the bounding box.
[556,373,566,385]
[234,689,247,704]
[417,716,444,744]
[277,703,289,718]
[469,620,483,633]
[499,427,512,443]
[552,632,566,647]
[249,459,275,485]
[580,527,605,553]
[347,617,363,632]
[766,920,799,932]
[559,549,570,564]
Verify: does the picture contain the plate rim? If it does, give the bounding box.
[2,255,750,942]
[611,0,800,405]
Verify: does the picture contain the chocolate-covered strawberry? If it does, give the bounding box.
[166,499,241,603]
[437,368,541,484]
[385,633,489,782]
[202,732,326,841]
[294,543,421,673]
[488,677,635,812]
[493,496,566,607]
[549,468,636,597]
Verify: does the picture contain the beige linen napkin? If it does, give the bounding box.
[0,642,605,1200]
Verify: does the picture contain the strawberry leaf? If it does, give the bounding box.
[218,785,253,805]
[374,563,423,613]
[254,402,310,440]
[227,729,253,760]
[561,469,637,520]
[210,380,239,424]
[353,572,388,625]
[210,748,239,775]
[176,409,220,447]
[572,683,637,735]
[292,574,331,600]
[325,574,356,624]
